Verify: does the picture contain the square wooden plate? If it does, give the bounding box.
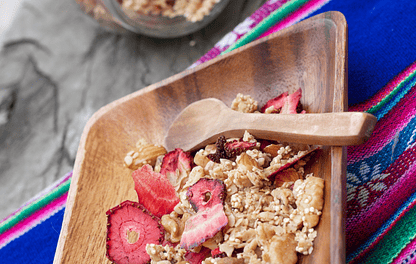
[54,11,348,264]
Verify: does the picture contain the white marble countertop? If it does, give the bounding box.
[0,0,267,220]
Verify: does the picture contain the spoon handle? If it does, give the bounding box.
[164,98,377,152]
[220,109,377,147]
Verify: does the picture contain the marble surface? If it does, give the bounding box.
[0,0,268,220]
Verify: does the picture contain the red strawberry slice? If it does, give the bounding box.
[211,247,226,258]
[184,246,211,264]
[180,203,228,250]
[160,148,194,190]
[280,88,302,114]
[260,91,288,113]
[268,147,318,179]
[132,164,180,218]
[186,178,226,212]
[106,200,164,264]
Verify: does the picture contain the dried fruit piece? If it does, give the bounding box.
[224,140,257,158]
[274,168,301,187]
[180,203,229,250]
[207,136,228,163]
[132,164,180,218]
[280,88,302,114]
[106,200,164,264]
[260,89,304,114]
[207,136,256,163]
[260,91,288,113]
[267,148,318,179]
[211,247,227,258]
[184,246,211,264]
[186,178,226,212]
[160,148,194,192]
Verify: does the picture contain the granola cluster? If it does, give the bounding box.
[122,94,324,264]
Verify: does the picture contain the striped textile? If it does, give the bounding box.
[1,0,416,263]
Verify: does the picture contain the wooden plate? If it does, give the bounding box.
[54,11,347,264]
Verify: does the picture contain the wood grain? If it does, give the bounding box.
[54,11,348,264]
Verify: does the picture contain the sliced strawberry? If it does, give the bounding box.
[106,200,164,264]
[224,140,257,158]
[207,136,257,163]
[186,178,226,212]
[160,148,194,190]
[211,247,226,258]
[260,91,288,113]
[268,147,318,179]
[180,204,228,250]
[132,164,180,218]
[184,246,211,264]
[280,88,302,114]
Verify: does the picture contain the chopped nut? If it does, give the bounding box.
[124,142,167,170]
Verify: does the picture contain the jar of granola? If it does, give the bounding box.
[75,0,230,38]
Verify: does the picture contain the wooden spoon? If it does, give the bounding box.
[164,98,377,152]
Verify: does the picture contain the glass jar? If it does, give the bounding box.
[75,0,230,38]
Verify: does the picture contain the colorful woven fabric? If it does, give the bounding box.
[1,0,416,263]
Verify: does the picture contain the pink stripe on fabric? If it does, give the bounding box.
[346,156,416,253]
[350,61,416,112]
[348,197,416,263]
[190,0,289,68]
[0,193,67,249]
[391,236,416,264]
[259,0,331,38]
[346,85,416,165]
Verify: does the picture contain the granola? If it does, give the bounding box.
[118,92,325,264]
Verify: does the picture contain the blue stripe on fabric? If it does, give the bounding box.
[347,113,416,187]
[0,207,65,264]
[371,76,416,120]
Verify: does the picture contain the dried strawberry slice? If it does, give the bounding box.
[224,139,256,158]
[207,136,257,163]
[260,91,288,113]
[160,148,194,191]
[268,147,318,179]
[280,88,302,114]
[211,247,227,258]
[106,200,164,264]
[261,89,304,114]
[184,246,211,264]
[180,204,228,250]
[132,164,180,218]
[186,178,226,212]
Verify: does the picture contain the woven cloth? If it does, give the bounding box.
[1,0,416,263]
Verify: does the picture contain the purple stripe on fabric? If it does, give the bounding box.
[189,0,289,68]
